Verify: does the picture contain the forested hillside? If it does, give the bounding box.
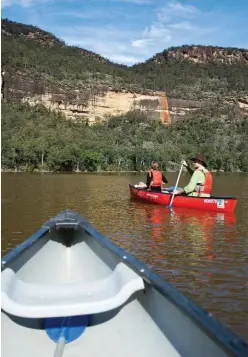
[2,102,247,172]
[2,19,248,100]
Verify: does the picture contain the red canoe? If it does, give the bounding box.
[129,185,237,213]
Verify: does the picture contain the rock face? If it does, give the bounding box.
[21,88,220,124]
[3,69,247,123]
[237,96,248,111]
[150,45,248,65]
[21,90,174,124]
[2,70,174,123]
[20,89,248,123]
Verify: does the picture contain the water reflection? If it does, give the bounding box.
[129,201,247,340]
[131,202,236,264]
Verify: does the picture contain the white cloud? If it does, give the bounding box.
[131,22,172,51]
[132,39,152,48]
[2,0,52,8]
[60,24,142,64]
[109,54,141,64]
[168,21,196,31]
[115,0,152,4]
[58,10,105,20]
[1,0,12,7]
[157,0,199,22]
[143,23,171,39]
[129,1,213,61]
[1,0,17,7]
[57,7,136,21]
[168,1,198,15]
[20,0,34,7]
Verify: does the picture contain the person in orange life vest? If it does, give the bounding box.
[173,154,213,197]
[146,161,168,192]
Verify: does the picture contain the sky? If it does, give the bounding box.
[1,0,248,65]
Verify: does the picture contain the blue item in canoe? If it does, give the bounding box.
[45,315,89,343]
[165,186,182,192]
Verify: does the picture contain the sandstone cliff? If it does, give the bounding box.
[20,89,248,124]
[148,45,248,65]
[3,69,248,124]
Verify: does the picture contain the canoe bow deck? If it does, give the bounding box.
[1,210,247,357]
[129,184,238,212]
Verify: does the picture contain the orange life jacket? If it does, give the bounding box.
[149,169,163,187]
[195,171,213,195]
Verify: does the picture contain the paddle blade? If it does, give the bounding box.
[45,315,89,344]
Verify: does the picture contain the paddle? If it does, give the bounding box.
[45,315,89,357]
[166,162,184,209]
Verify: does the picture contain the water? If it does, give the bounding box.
[1,172,248,341]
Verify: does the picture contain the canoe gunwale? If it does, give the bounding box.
[1,209,247,356]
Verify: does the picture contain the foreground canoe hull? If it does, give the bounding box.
[1,210,247,357]
[129,185,237,212]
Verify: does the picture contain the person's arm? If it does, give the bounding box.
[183,160,194,176]
[162,174,168,184]
[185,165,194,176]
[146,172,153,188]
[174,171,200,195]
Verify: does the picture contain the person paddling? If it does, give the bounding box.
[173,154,213,197]
[146,161,168,192]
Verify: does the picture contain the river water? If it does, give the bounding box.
[1,172,248,342]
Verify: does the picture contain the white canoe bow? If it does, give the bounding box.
[1,209,247,357]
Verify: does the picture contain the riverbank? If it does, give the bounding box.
[1,168,243,173]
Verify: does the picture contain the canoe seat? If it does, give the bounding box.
[1,263,145,318]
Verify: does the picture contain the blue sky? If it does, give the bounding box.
[1,0,248,65]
